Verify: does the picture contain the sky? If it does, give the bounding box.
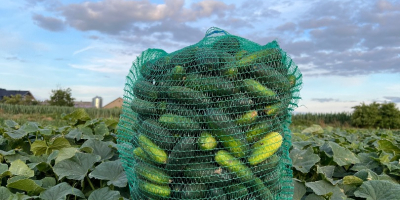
[1,0,399,113]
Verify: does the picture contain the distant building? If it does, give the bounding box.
[74,101,93,108]
[103,97,123,109]
[92,96,103,108]
[0,88,35,101]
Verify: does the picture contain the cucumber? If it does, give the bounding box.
[159,114,201,133]
[167,86,211,108]
[138,134,168,164]
[225,184,248,200]
[133,80,158,101]
[184,163,232,186]
[130,98,158,116]
[140,119,176,150]
[133,147,157,165]
[234,50,248,60]
[236,110,258,126]
[180,183,207,199]
[252,154,280,177]
[222,63,239,80]
[170,46,197,68]
[261,168,280,187]
[194,47,220,72]
[248,177,274,200]
[242,79,277,103]
[198,132,217,151]
[159,103,203,122]
[165,136,197,177]
[212,36,241,55]
[218,93,254,114]
[170,65,186,81]
[205,108,249,158]
[245,118,280,143]
[208,187,227,200]
[248,132,283,166]
[138,180,171,199]
[215,150,255,183]
[250,63,290,92]
[237,48,281,68]
[185,74,237,96]
[134,162,171,185]
[288,74,297,89]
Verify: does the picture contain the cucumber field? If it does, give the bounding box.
[0,106,399,199]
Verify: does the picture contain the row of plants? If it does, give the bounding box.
[0,109,129,199]
[291,124,400,199]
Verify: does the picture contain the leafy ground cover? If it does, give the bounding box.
[291,125,400,199]
[0,109,399,199]
[0,109,129,199]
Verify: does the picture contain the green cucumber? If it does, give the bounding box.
[225,184,248,200]
[253,154,280,177]
[212,36,241,55]
[205,108,249,158]
[165,136,197,177]
[245,118,280,143]
[184,163,232,186]
[215,150,254,182]
[133,147,157,165]
[167,86,211,108]
[194,47,220,72]
[242,79,277,102]
[236,110,258,126]
[138,134,168,164]
[140,119,176,150]
[208,187,227,200]
[180,183,207,199]
[237,48,281,68]
[198,132,217,151]
[159,114,201,133]
[218,93,254,114]
[185,74,237,96]
[170,65,186,81]
[248,132,283,166]
[250,63,290,92]
[134,162,171,185]
[133,80,158,101]
[138,180,171,199]
[234,50,248,60]
[159,103,203,122]
[130,98,158,116]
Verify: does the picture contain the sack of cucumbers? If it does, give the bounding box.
[117,27,302,200]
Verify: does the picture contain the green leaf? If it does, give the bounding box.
[89,160,127,187]
[55,147,78,164]
[0,187,13,200]
[0,150,15,157]
[8,192,31,200]
[354,180,400,200]
[80,126,104,140]
[301,124,324,134]
[40,177,56,189]
[49,137,71,152]
[7,178,45,194]
[354,169,379,181]
[94,122,109,136]
[81,139,114,161]
[5,129,28,140]
[9,159,34,178]
[39,182,85,200]
[21,122,39,133]
[305,180,335,196]
[31,140,48,156]
[304,194,325,200]
[39,128,52,136]
[62,109,91,125]
[290,147,320,173]
[65,128,82,140]
[5,120,18,129]
[0,163,11,178]
[343,175,364,186]
[377,139,400,161]
[53,152,101,180]
[293,179,306,200]
[88,187,121,200]
[351,153,380,171]
[322,141,360,166]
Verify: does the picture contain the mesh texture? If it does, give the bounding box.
[117,27,302,200]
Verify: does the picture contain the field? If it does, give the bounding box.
[0,105,399,199]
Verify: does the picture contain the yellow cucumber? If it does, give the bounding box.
[138,134,168,164]
[215,150,254,182]
[198,132,217,151]
[235,110,258,126]
[248,132,283,166]
[138,180,171,199]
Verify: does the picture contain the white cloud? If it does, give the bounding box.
[73,46,96,55]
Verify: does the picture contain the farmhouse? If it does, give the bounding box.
[0,88,35,101]
[103,97,123,109]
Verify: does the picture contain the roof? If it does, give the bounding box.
[103,97,123,109]
[74,101,93,108]
[0,88,33,100]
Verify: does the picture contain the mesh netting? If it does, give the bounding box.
[117,27,302,200]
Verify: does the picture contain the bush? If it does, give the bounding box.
[351,101,400,129]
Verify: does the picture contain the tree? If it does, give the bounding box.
[351,101,400,129]
[1,94,39,105]
[49,87,75,107]
[378,102,400,129]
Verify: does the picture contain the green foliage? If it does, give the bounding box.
[292,124,400,199]
[49,87,75,107]
[0,109,129,199]
[0,94,39,105]
[352,101,400,129]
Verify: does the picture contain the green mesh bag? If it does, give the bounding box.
[117,27,302,200]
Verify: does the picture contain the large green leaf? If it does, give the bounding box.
[354,169,379,181]
[80,126,104,140]
[89,160,127,187]
[40,177,56,189]
[31,138,71,156]
[301,124,324,134]
[0,163,11,178]
[351,152,380,171]
[49,137,71,152]
[21,122,39,133]
[9,159,34,178]
[88,187,121,200]
[377,139,400,161]
[305,180,336,196]
[354,180,400,200]
[5,120,19,129]
[65,128,82,140]
[54,147,78,164]
[94,122,109,136]
[31,140,48,156]
[304,194,325,200]
[39,182,85,200]
[290,147,320,173]
[81,139,114,161]
[0,187,13,200]
[53,152,101,180]
[5,129,28,140]
[62,109,91,125]
[321,141,360,166]
[7,178,45,194]
[343,175,363,186]
[293,179,306,200]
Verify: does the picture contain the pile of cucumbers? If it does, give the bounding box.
[130,36,297,200]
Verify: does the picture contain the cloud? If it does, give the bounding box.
[384,96,400,103]
[32,13,65,31]
[4,56,26,62]
[311,98,340,103]
[73,46,96,55]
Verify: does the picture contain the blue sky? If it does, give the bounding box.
[1,0,399,112]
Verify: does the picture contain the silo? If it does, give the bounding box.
[92,96,103,108]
